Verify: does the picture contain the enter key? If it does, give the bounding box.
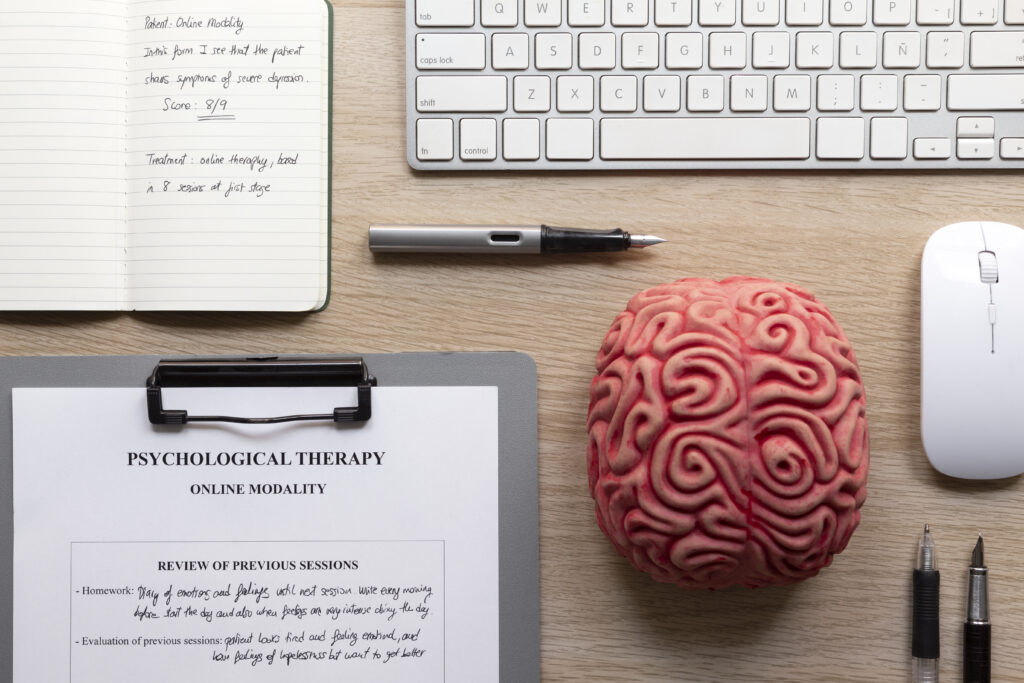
[970,31,1024,66]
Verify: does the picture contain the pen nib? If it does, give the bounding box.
[630,234,667,248]
[972,535,985,569]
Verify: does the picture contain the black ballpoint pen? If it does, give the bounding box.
[964,535,991,683]
[914,524,940,683]
[368,224,667,254]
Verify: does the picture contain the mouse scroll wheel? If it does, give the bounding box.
[979,251,999,284]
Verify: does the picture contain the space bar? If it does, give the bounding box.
[601,118,811,160]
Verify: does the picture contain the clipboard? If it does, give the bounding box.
[0,352,539,682]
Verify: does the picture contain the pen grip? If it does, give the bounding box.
[963,622,991,683]
[913,568,940,659]
[541,227,629,253]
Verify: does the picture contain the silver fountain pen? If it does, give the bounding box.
[964,535,990,683]
[914,524,940,683]
[368,224,666,254]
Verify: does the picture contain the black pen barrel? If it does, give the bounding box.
[913,568,941,659]
[540,226,629,253]
[963,622,991,683]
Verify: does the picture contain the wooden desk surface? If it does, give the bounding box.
[4,2,1024,680]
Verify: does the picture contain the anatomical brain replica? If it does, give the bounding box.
[587,277,869,589]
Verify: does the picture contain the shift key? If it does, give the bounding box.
[947,74,1024,109]
[417,76,507,112]
[416,34,486,70]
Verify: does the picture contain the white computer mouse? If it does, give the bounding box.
[921,221,1024,479]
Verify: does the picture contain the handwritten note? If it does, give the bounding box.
[0,0,330,311]
[72,541,444,680]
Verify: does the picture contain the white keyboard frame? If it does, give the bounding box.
[405,0,1024,170]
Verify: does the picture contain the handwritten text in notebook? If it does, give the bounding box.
[0,0,331,311]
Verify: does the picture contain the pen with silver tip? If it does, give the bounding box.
[964,535,990,683]
[368,224,667,254]
[914,524,940,683]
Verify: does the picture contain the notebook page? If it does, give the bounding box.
[0,0,127,310]
[126,0,330,311]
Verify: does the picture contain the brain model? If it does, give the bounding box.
[587,277,869,589]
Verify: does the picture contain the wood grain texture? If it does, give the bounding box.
[3,1,1024,680]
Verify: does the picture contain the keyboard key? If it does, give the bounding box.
[547,118,595,159]
[492,33,530,69]
[917,0,955,24]
[482,0,519,26]
[416,118,454,160]
[744,0,782,24]
[753,31,791,67]
[601,75,639,110]
[460,118,498,160]
[839,31,878,67]
[830,0,868,24]
[687,74,726,110]
[926,31,965,68]
[514,75,552,111]
[709,32,748,67]
[1008,0,1024,23]
[503,118,541,160]
[817,74,855,110]
[656,0,694,24]
[569,0,607,25]
[913,137,952,158]
[613,0,651,25]
[1001,138,1024,157]
[415,34,486,70]
[536,33,573,69]
[774,74,811,110]
[874,0,912,24]
[526,0,562,25]
[948,74,1024,109]
[796,32,835,67]
[861,74,899,110]
[579,33,617,69]
[817,117,865,158]
[870,116,908,158]
[962,0,999,23]
[787,0,824,24]
[557,75,595,111]
[600,117,811,158]
[416,0,474,26]
[731,74,770,110]
[957,138,995,158]
[970,32,1024,67]
[644,75,683,110]
[957,116,995,137]
[622,32,661,67]
[904,74,942,110]
[883,31,921,67]
[700,0,738,25]
[666,33,705,67]
[417,76,507,112]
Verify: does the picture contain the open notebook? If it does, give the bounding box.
[0,0,332,311]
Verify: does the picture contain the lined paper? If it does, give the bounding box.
[0,0,330,311]
[0,0,127,310]
[126,0,330,311]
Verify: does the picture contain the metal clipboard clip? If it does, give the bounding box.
[146,357,376,425]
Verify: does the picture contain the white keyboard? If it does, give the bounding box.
[406,0,1024,170]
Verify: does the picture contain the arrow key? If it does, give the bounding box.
[1000,137,1024,158]
[957,116,995,138]
[957,137,996,158]
[914,137,952,159]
